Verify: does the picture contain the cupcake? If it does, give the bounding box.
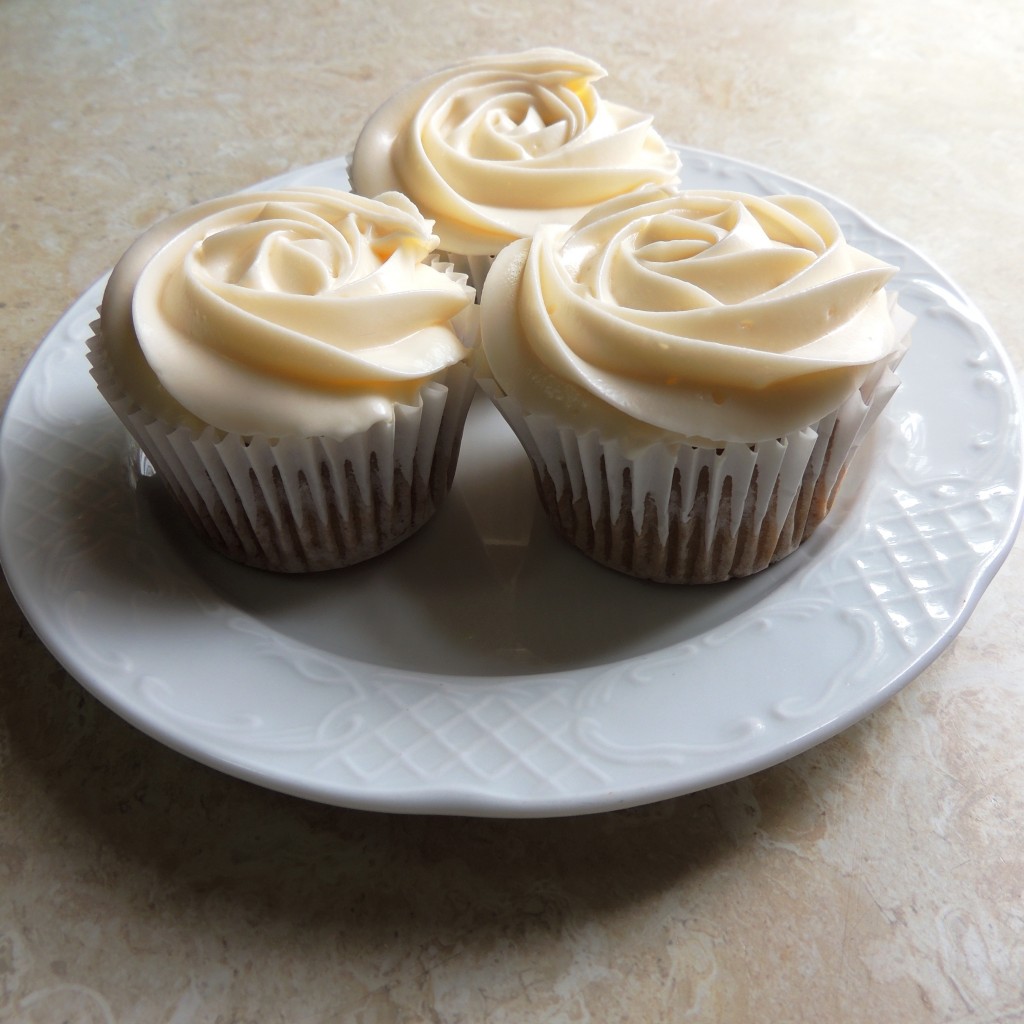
[89,186,478,572]
[476,185,913,584]
[349,48,680,288]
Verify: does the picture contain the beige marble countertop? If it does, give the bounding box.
[2,1,1023,1021]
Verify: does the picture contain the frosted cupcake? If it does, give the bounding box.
[477,185,913,583]
[349,48,680,288]
[89,187,477,572]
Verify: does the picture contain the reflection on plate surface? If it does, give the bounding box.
[1,146,1021,817]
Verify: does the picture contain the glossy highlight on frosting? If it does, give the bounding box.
[480,186,910,445]
[350,48,680,256]
[101,187,475,437]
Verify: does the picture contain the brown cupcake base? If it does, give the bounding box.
[88,327,477,573]
[478,354,903,585]
[534,426,846,584]
[162,430,466,573]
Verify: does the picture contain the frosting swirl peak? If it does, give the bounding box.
[480,186,908,445]
[350,48,680,255]
[102,187,475,437]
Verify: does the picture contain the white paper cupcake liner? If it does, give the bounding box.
[478,353,905,584]
[438,252,496,298]
[87,327,477,573]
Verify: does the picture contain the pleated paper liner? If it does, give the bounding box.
[478,354,905,584]
[87,328,477,573]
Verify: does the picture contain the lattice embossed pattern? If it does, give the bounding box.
[0,148,1019,816]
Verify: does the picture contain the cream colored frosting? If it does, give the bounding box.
[479,186,909,446]
[101,187,475,438]
[350,48,680,256]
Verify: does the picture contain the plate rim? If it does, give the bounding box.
[2,144,1022,818]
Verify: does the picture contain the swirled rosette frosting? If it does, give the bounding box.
[101,187,475,437]
[480,185,910,446]
[350,48,680,256]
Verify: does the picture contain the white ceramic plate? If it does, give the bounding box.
[2,147,1021,817]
